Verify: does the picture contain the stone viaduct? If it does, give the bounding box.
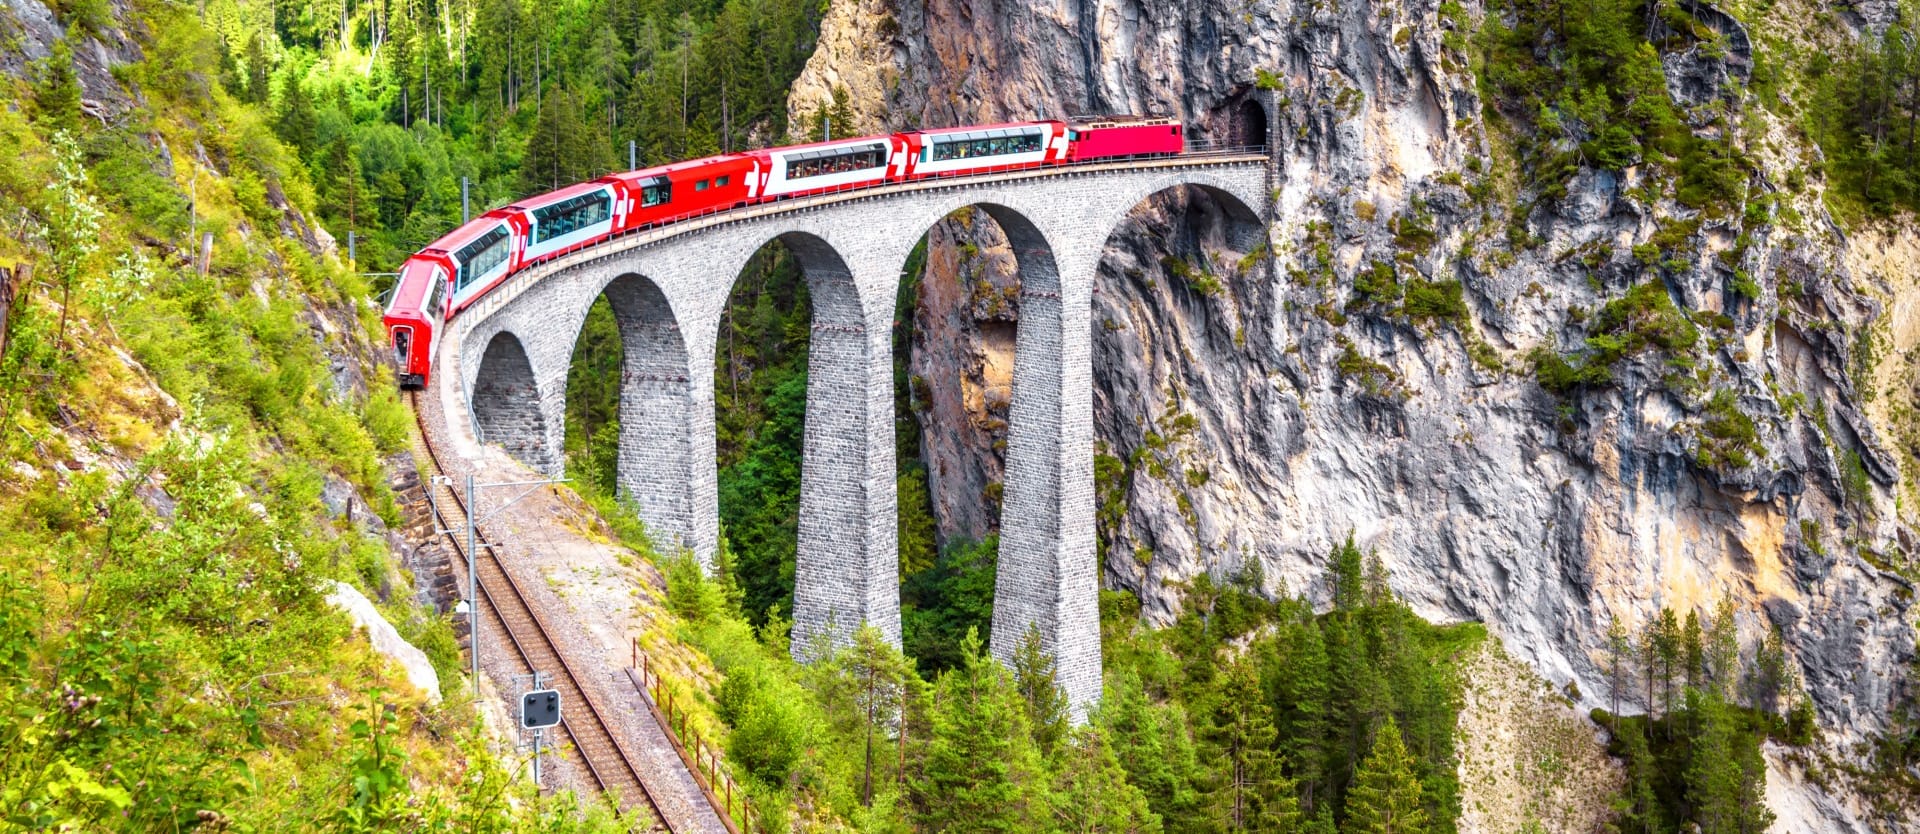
[430,156,1270,712]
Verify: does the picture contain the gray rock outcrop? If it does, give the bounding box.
[792,0,1918,821]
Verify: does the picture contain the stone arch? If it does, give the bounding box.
[894,199,1102,710]
[590,272,698,555]
[716,230,900,657]
[472,330,557,474]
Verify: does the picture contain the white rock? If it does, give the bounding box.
[325,580,442,704]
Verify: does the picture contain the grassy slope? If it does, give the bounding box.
[0,1,624,828]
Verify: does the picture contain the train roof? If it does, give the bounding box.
[903,120,1059,137]
[746,134,894,158]
[508,180,614,210]
[601,153,756,184]
[388,256,441,312]
[422,212,513,255]
[1066,114,1181,128]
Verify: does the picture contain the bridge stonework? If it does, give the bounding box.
[435,159,1268,714]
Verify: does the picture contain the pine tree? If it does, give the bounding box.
[319,136,366,230]
[276,71,319,155]
[1651,609,1681,719]
[1012,623,1070,756]
[244,31,273,104]
[1099,668,1206,829]
[1048,725,1163,834]
[833,625,912,807]
[1206,658,1300,832]
[33,39,82,132]
[1260,600,1331,814]
[1682,610,1706,691]
[1329,534,1364,612]
[913,628,1039,832]
[1605,615,1635,717]
[1747,626,1789,714]
[1705,597,1741,700]
[521,88,611,193]
[1610,719,1665,834]
[1344,718,1428,834]
[1683,689,1774,834]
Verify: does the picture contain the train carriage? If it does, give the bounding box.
[509,182,622,265]
[437,211,518,312]
[748,135,906,199]
[382,257,449,389]
[603,153,760,231]
[1064,116,1184,162]
[902,121,1067,178]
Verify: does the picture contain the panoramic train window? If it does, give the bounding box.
[426,273,446,318]
[640,178,671,207]
[454,226,510,291]
[532,192,612,243]
[787,144,886,179]
[928,131,1043,162]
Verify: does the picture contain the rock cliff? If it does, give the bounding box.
[792,0,1918,823]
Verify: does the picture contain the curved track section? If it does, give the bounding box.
[408,391,672,832]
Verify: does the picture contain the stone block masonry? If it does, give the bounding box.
[440,159,1269,713]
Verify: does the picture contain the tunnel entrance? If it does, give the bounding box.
[1231,98,1269,150]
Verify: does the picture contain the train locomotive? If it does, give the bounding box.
[383,116,1184,388]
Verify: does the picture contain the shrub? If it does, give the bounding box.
[1695,389,1760,469]
[1404,278,1468,324]
[1351,261,1402,309]
[1532,347,1611,394]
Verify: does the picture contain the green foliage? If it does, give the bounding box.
[1805,23,1920,216]
[1162,254,1225,297]
[1098,539,1478,832]
[1596,690,1776,834]
[521,88,614,193]
[32,40,82,132]
[1337,344,1402,398]
[1403,279,1467,325]
[1346,717,1429,834]
[901,536,999,674]
[1696,389,1761,470]
[1475,0,1751,213]
[1351,260,1403,310]
[913,629,1044,832]
[1012,625,1071,756]
[1534,281,1702,399]
[1591,282,1700,360]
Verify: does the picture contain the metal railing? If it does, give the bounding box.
[629,639,759,834]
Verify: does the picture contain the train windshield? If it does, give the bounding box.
[454,226,510,291]
[392,327,412,366]
[928,130,1043,162]
[640,177,670,207]
[532,192,612,243]
[786,144,886,179]
[426,271,447,318]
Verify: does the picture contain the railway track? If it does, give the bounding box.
[408,391,672,832]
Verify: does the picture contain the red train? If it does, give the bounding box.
[384,117,1184,388]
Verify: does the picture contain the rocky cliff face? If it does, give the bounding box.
[794,0,1920,814]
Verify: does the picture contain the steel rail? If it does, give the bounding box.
[408,391,675,832]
